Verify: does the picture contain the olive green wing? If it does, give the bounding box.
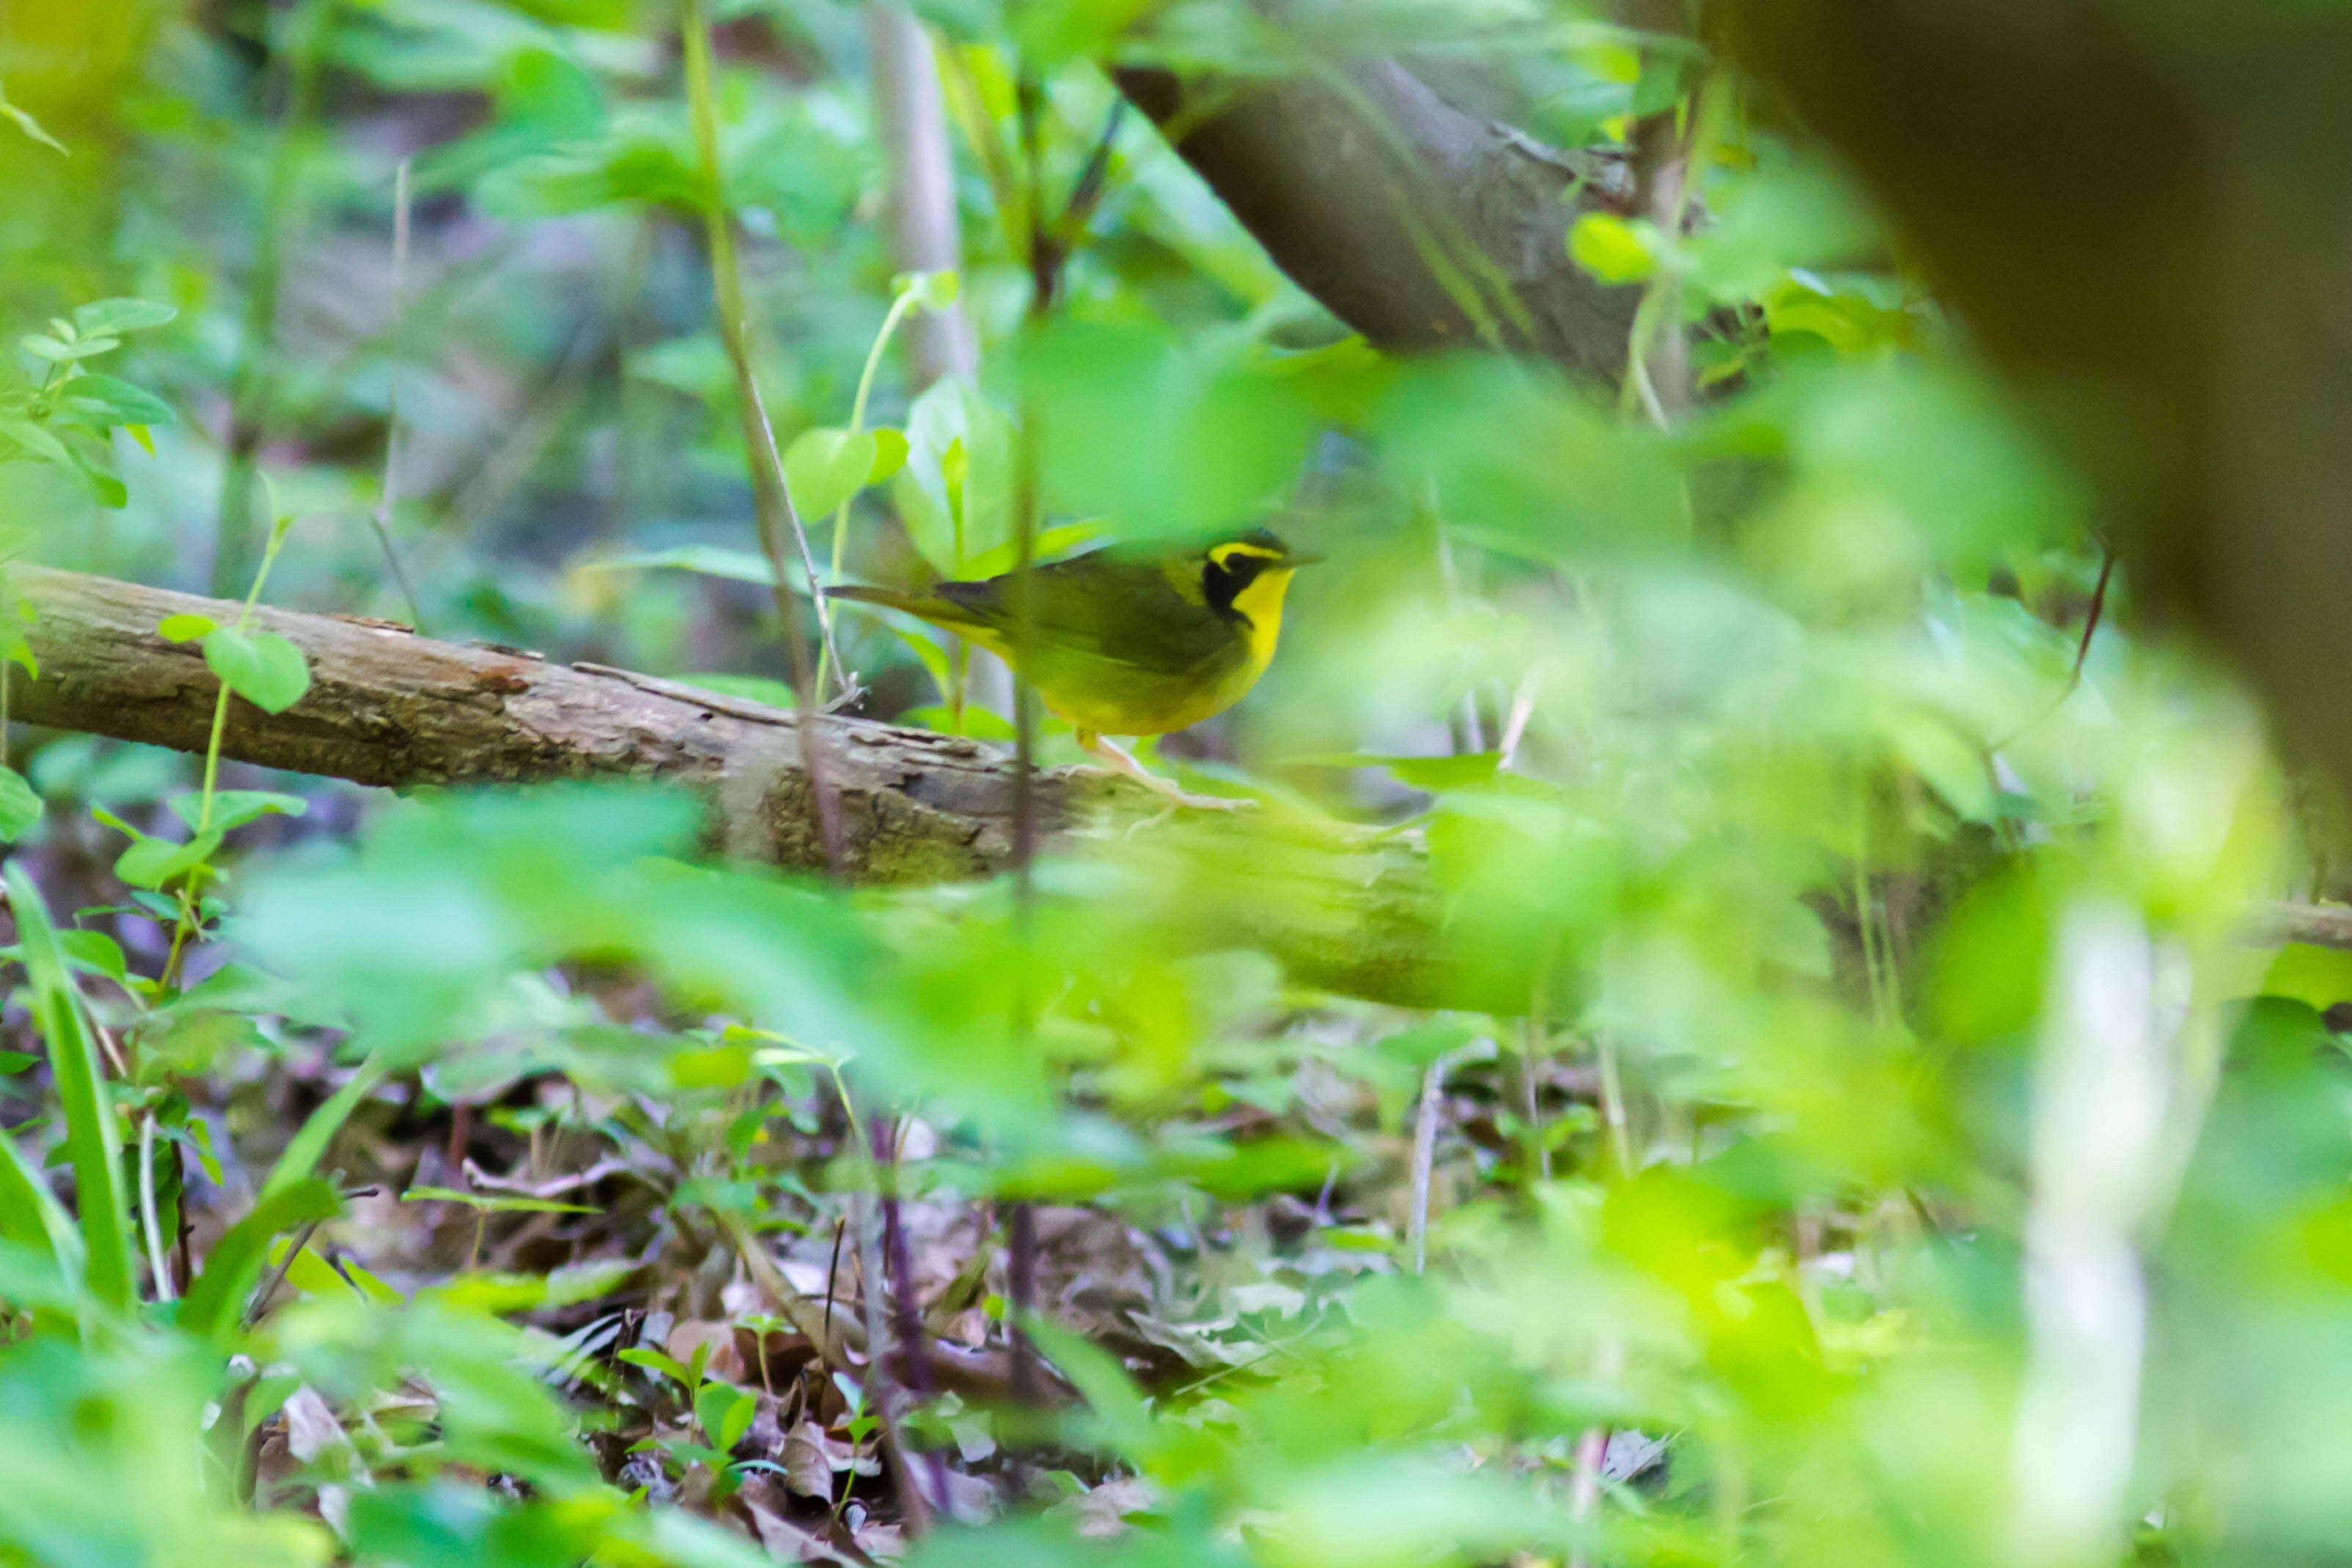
[935,549,1234,674]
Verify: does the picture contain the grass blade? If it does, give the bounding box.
[260,1050,385,1200]
[177,1177,339,1345]
[4,861,134,1309]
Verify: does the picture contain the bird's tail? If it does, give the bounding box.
[823,584,928,613]
[825,583,996,643]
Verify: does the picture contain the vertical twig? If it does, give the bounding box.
[214,0,334,597]
[1008,1197,1040,1402]
[1408,1046,1474,1274]
[2069,541,2116,688]
[680,0,847,871]
[1565,1339,1627,1568]
[138,1113,174,1303]
[1570,1031,1636,1568]
[1002,67,1056,1407]
[370,156,427,633]
[874,1118,952,1516]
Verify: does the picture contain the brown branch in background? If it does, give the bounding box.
[2071,543,2117,687]
[1113,60,1642,376]
[1007,1199,1040,1402]
[874,1119,952,1516]
[1051,100,1127,270]
[680,0,846,875]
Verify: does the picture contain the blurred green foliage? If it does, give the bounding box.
[0,2,2343,1567]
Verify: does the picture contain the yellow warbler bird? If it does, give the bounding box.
[828,528,1318,808]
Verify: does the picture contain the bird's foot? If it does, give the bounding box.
[1080,735,1257,814]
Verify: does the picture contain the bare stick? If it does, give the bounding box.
[680,0,847,872]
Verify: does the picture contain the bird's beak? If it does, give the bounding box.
[1283,548,1326,567]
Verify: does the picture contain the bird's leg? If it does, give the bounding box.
[1077,732,1254,812]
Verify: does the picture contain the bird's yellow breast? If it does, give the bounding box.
[1227,565,1296,682]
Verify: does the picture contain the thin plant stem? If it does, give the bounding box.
[831,291,920,582]
[1002,65,1056,1408]
[163,510,300,992]
[680,0,848,867]
[1009,1196,1039,1402]
[1853,768,1888,1028]
[1597,1029,1633,1180]
[242,1217,326,1328]
[1408,1045,1474,1274]
[874,1116,952,1515]
[815,288,923,698]
[371,155,427,633]
[214,0,334,598]
[138,1113,174,1303]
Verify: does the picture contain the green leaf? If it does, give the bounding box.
[401,1186,596,1214]
[2259,944,2352,1011]
[1568,211,1657,285]
[2,862,133,1311]
[868,427,909,485]
[0,416,74,469]
[21,334,120,365]
[1024,1315,1160,1461]
[583,545,791,589]
[177,1178,340,1345]
[157,612,216,642]
[698,1382,755,1451]
[56,930,127,987]
[1283,751,1504,791]
[114,829,220,891]
[901,268,960,311]
[61,372,175,429]
[884,622,955,705]
[0,86,66,155]
[169,789,307,833]
[0,1126,82,1294]
[180,1116,224,1186]
[0,766,40,842]
[72,449,128,509]
[70,299,177,337]
[260,1053,388,1200]
[783,426,881,519]
[618,1347,696,1390]
[203,626,312,713]
[958,520,1106,580]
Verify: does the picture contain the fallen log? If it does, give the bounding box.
[12,565,2348,1009]
[8,565,1456,1006]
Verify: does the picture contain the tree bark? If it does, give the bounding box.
[10,566,1454,1006]
[1114,60,1642,378]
